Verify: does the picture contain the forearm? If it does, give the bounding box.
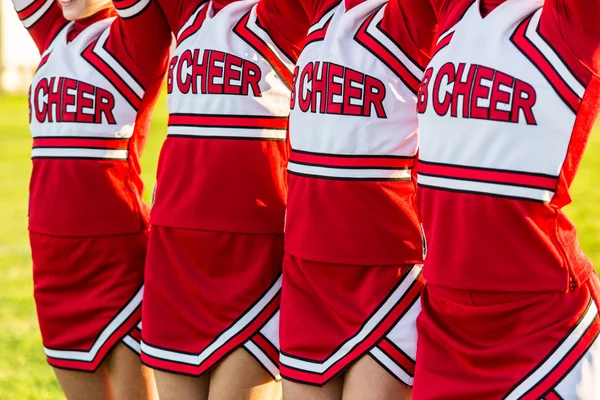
[257,0,310,62]
[110,0,172,79]
[11,0,67,53]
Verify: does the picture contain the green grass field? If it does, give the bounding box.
[0,92,599,399]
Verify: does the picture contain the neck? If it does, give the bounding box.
[480,0,507,17]
[68,7,115,42]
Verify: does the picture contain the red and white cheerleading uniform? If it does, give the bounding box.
[140,0,308,378]
[12,0,170,371]
[414,0,600,398]
[280,0,436,386]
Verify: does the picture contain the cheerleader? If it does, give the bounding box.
[414,0,600,398]
[11,0,170,397]
[140,0,309,399]
[280,0,436,398]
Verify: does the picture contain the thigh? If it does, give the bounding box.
[106,343,158,400]
[342,355,411,400]
[283,377,343,400]
[53,365,113,400]
[208,348,280,400]
[154,371,209,400]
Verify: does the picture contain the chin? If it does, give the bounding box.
[58,0,88,21]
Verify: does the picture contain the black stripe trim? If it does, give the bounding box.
[417,183,547,204]
[167,134,285,141]
[417,171,556,191]
[368,352,413,387]
[100,33,146,91]
[115,0,152,20]
[244,345,279,381]
[140,274,281,359]
[289,160,410,171]
[280,267,421,364]
[288,170,411,182]
[503,299,596,399]
[293,148,414,159]
[418,159,558,179]
[510,13,579,114]
[43,283,143,353]
[353,5,419,95]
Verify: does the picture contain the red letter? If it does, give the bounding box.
[417,67,433,114]
[343,67,363,116]
[47,77,63,122]
[489,70,513,122]
[177,50,193,94]
[326,63,344,114]
[298,62,312,113]
[363,75,386,118]
[511,79,537,125]
[223,53,243,95]
[451,63,476,118]
[61,78,77,122]
[241,60,262,97]
[76,81,95,123]
[312,62,327,113]
[470,65,494,120]
[290,66,299,109]
[208,50,225,94]
[432,63,455,116]
[95,87,116,124]
[35,78,49,123]
[191,49,209,94]
[167,55,178,94]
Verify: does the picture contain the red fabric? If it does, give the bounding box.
[279,254,423,385]
[413,276,600,399]
[141,227,283,376]
[19,0,67,53]
[31,231,147,371]
[150,138,288,234]
[257,0,309,62]
[285,176,424,265]
[66,8,116,42]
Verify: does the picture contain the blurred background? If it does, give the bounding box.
[0,1,599,398]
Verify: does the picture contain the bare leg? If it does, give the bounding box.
[342,355,411,400]
[283,376,343,400]
[53,365,114,400]
[153,369,210,400]
[106,343,158,399]
[208,348,281,400]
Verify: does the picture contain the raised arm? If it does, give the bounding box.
[542,0,600,76]
[387,0,438,60]
[154,0,205,33]
[11,0,68,53]
[108,0,172,81]
[548,0,600,35]
[256,0,310,62]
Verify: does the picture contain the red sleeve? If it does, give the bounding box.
[155,0,205,33]
[386,0,438,59]
[299,0,338,24]
[109,0,172,83]
[256,0,310,62]
[11,0,68,53]
[542,0,600,76]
